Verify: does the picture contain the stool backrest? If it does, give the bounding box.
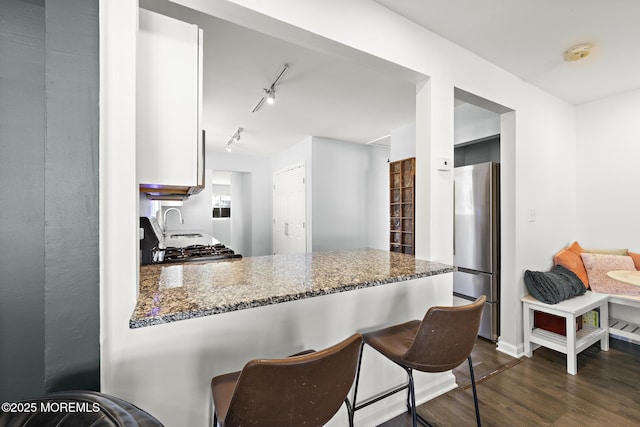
[403,295,486,372]
[223,333,363,427]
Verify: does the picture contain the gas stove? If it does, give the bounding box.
[160,244,241,264]
[140,217,241,265]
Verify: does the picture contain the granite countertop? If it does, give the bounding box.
[130,248,455,328]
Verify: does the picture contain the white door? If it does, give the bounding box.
[273,163,306,255]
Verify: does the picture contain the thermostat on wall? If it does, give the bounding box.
[437,157,452,171]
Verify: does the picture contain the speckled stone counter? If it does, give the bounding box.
[130,248,454,328]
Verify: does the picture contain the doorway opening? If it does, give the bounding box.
[453,88,514,343]
[211,170,253,257]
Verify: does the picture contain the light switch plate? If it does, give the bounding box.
[437,157,452,171]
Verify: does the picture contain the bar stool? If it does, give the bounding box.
[210,333,363,427]
[351,296,486,427]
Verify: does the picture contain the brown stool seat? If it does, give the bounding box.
[362,320,421,366]
[210,334,363,427]
[351,296,486,427]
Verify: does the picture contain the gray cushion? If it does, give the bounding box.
[524,265,586,304]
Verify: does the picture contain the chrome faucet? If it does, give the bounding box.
[163,207,184,233]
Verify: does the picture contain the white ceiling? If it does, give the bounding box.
[375,0,640,106]
[199,18,420,156]
[142,0,640,157]
[141,0,422,157]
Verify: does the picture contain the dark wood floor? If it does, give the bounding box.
[379,337,640,427]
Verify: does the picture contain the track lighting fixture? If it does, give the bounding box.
[225,127,243,152]
[265,88,276,105]
[252,64,288,113]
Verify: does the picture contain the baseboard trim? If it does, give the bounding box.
[351,372,457,427]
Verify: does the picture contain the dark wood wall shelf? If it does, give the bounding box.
[389,157,415,255]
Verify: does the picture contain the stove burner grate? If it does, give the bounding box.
[161,244,237,261]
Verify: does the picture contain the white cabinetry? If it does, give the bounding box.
[137,9,204,197]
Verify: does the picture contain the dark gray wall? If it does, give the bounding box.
[454,136,501,167]
[0,0,99,401]
[0,0,46,400]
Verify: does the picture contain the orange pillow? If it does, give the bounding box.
[629,252,640,270]
[567,241,585,256]
[554,247,589,288]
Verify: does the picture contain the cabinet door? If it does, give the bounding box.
[137,9,202,187]
[273,163,306,255]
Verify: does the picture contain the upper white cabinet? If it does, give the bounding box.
[137,9,204,195]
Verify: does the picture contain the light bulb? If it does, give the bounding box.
[266,89,276,105]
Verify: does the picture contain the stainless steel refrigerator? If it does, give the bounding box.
[453,162,500,342]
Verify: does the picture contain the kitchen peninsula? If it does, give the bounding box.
[122,248,455,426]
[131,248,454,328]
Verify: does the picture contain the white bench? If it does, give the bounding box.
[522,292,609,375]
[607,294,640,342]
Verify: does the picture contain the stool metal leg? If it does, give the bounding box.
[407,368,417,427]
[343,398,354,427]
[351,347,411,421]
[468,356,482,427]
[403,366,435,427]
[350,341,366,425]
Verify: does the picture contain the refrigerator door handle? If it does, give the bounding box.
[452,181,455,256]
[457,267,484,275]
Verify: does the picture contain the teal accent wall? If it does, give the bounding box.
[0,0,46,400]
[0,0,99,401]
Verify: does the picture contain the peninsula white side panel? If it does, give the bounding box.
[104,274,453,427]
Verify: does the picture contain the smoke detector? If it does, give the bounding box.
[563,44,592,62]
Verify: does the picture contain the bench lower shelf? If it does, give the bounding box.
[530,325,605,354]
[609,317,640,343]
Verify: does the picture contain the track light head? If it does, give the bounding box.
[265,88,276,105]
[225,127,243,152]
[252,64,288,112]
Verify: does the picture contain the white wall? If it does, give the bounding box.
[211,217,231,246]
[311,137,388,251]
[159,169,215,234]
[366,145,391,251]
[211,184,231,246]
[230,171,252,256]
[576,89,640,249]
[207,150,272,256]
[454,102,501,145]
[389,122,415,161]
[271,136,313,172]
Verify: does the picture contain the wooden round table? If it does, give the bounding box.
[607,270,640,286]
